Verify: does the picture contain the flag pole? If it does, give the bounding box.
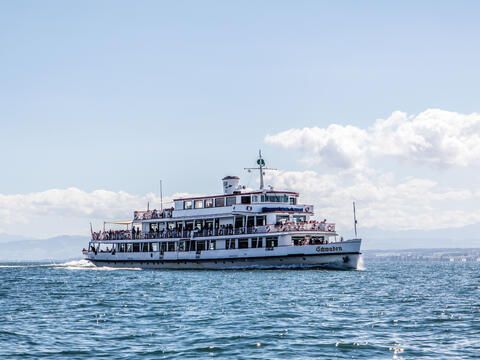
[160,180,163,211]
[353,201,358,238]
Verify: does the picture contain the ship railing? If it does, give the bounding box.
[91,222,336,241]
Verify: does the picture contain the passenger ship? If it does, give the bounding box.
[84,153,362,270]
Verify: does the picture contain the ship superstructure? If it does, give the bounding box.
[84,152,362,269]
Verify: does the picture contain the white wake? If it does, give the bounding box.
[52,259,142,271]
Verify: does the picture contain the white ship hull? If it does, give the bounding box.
[86,239,362,270]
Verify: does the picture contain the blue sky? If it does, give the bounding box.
[1,1,480,237]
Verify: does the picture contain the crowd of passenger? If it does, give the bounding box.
[133,208,174,221]
[274,220,335,232]
[91,220,336,241]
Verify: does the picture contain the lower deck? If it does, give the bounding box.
[85,237,362,270]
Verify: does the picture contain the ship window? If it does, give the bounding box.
[311,236,325,244]
[261,195,265,202]
[215,197,225,207]
[133,243,140,252]
[265,194,289,203]
[276,215,289,224]
[141,243,149,252]
[226,239,236,249]
[292,236,305,246]
[252,195,259,203]
[293,215,306,222]
[127,243,133,252]
[119,243,126,252]
[226,196,236,206]
[152,243,159,252]
[256,216,265,226]
[208,240,216,250]
[234,216,244,228]
[184,201,192,210]
[238,239,248,249]
[194,200,204,209]
[290,197,297,205]
[167,242,176,252]
[196,241,206,251]
[205,198,214,208]
[266,236,278,248]
[178,241,185,251]
[252,237,263,248]
[241,196,251,204]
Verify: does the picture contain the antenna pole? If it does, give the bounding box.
[160,180,163,211]
[353,201,358,238]
[244,150,276,190]
[259,149,264,190]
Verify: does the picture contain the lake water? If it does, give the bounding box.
[0,259,479,359]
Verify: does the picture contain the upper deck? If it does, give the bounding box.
[134,190,313,222]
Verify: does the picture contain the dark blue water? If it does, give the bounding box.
[1,259,479,359]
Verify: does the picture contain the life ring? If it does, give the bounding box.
[246,206,252,211]
[266,225,271,233]
[305,206,311,213]
[326,224,334,232]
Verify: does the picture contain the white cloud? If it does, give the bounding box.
[0,188,191,236]
[265,109,480,169]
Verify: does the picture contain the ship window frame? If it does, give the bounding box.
[251,237,263,248]
[241,196,251,204]
[208,240,216,250]
[196,240,206,251]
[226,196,236,206]
[266,236,278,248]
[194,200,204,209]
[205,198,214,208]
[238,239,249,249]
[184,200,192,210]
[215,197,225,207]
[256,216,265,226]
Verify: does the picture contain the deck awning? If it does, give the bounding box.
[103,220,133,225]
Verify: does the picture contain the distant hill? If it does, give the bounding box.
[0,235,88,261]
[0,233,34,243]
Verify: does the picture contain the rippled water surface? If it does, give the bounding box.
[1,259,479,359]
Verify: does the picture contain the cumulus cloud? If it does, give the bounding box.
[0,188,183,226]
[265,109,480,168]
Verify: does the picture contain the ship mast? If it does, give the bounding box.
[244,150,276,190]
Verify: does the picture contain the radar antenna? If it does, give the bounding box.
[244,150,277,190]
